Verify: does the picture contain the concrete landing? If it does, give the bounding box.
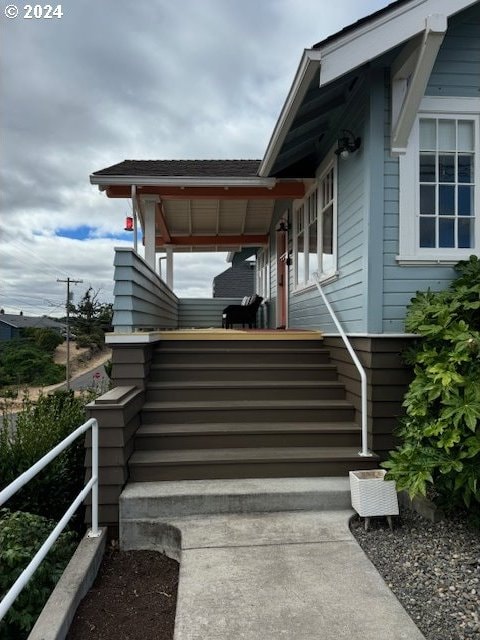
[119,480,425,640]
[167,510,425,640]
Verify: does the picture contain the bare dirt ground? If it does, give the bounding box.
[66,547,179,640]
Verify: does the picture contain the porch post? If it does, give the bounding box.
[142,197,158,270]
[166,246,174,290]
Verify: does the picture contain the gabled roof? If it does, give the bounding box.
[259,0,479,176]
[92,159,261,179]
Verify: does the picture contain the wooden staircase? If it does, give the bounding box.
[128,335,378,481]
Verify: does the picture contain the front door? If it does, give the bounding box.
[276,223,289,329]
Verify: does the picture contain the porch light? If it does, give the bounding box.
[124,216,134,231]
[335,130,361,159]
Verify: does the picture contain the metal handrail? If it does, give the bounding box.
[312,273,372,457]
[0,417,100,622]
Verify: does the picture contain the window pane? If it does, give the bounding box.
[308,221,317,279]
[459,218,474,248]
[420,154,436,182]
[420,119,436,150]
[458,155,474,183]
[439,155,455,183]
[439,218,455,248]
[297,232,305,284]
[458,186,473,216]
[420,217,436,248]
[439,185,455,215]
[438,120,456,151]
[420,185,436,215]
[458,121,474,151]
[322,206,334,273]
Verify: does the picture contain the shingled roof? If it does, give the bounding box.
[93,159,262,178]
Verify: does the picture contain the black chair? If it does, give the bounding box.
[222,295,263,329]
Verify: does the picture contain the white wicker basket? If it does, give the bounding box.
[349,469,399,517]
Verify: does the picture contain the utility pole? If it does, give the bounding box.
[57,277,83,390]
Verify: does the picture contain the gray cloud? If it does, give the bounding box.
[0,0,391,314]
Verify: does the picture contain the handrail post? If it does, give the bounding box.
[313,273,373,457]
[88,418,101,538]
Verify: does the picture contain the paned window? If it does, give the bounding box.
[294,159,337,288]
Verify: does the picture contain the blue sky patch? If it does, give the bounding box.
[55,225,140,242]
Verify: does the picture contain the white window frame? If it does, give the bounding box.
[293,156,338,291]
[256,248,270,299]
[397,97,480,265]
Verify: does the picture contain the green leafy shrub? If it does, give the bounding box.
[0,339,65,387]
[0,390,90,524]
[383,256,480,513]
[21,328,64,353]
[0,509,76,640]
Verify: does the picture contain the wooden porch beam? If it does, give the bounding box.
[105,182,305,200]
[155,201,171,243]
[155,234,268,247]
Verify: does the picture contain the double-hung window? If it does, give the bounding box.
[293,158,337,288]
[398,97,479,264]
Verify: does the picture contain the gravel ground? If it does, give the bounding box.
[350,509,480,640]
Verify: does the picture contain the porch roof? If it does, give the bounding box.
[90,160,306,252]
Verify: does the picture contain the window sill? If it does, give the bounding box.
[396,254,474,266]
[292,272,338,295]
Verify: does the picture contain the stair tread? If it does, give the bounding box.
[136,422,360,435]
[130,447,378,465]
[143,399,353,410]
[146,380,344,390]
[150,363,336,370]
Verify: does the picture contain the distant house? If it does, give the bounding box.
[212,251,255,298]
[0,312,66,341]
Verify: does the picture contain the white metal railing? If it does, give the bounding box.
[0,417,100,622]
[313,273,372,457]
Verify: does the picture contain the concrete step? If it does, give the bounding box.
[128,447,379,481]
[145,380,346,402]
[135,422,362,449]
[119,478,353,521]
[148,363,339,382]
[140,399,356,424]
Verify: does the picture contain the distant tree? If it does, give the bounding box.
[71,288,113,348]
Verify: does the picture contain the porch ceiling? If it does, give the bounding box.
[91,161,306,252]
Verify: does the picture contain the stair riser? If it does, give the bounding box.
[153,352,331,366]
[145,385,345,403]
[141,406,355,424]
[135,431,361,449]
[129,459,377,482]
[149,367,339,383]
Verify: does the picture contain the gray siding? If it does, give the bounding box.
[0,322,16,341]
[289,88,369,333]
[426,4,480,98]
[112,248,179,332]
[178,298,242,328]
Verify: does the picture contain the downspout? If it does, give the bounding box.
[131,185,139,253]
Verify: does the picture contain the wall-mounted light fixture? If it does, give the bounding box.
[277,220,290,232]
[335,130,361,159]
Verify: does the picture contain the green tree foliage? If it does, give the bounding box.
[0,329,65,387]
[0,509,76,640]
[0,390,91,524]
[383,256,480,513]
[71,287,113,348]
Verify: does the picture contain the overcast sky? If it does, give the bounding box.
[0,0,392,317]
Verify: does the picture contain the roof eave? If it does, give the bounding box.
[259,49,322,178]
[90,174,277,189]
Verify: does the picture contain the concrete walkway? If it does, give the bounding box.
[170,510,425,640]
[120,480,426,640]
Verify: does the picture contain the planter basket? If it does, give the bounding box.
[349,469,399,517]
